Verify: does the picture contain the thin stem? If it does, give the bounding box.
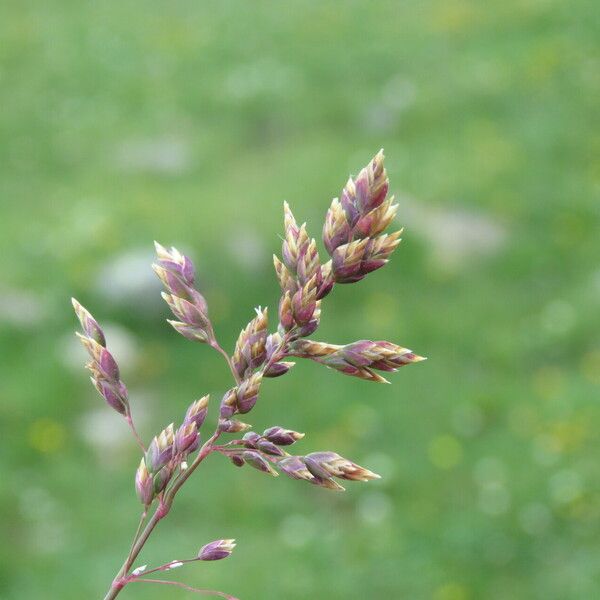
[133,557,198,577]
[130,578,239,599]
[125,412,146,453]
[102,508,163,600]
[211,341,240,384]
[126,510,148,562]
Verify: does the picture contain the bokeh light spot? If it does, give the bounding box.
[28,418,66,454]
[434,582,470,600]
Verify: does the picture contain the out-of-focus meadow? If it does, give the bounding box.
[1,1,599,598]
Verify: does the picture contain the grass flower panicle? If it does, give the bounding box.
[71,151,424,600]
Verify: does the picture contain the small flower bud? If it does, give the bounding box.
[278,456,314,482]
[265,332,282,360]
[73,305,130,417]
[241,431,261,448]
[154,242,196,288]
[257,439,286,456]
[303,452,381,482]
[93,377,129,415]
[78,335,120,380]
[230,454,245,467]
[218,418,252,433]
[167,320,210,343]
[242,450,278,476]
[162,294,210,331]
[262,426,305,446]
[135,458,154,506]
[198,539,236,561]
[236,373,262,414]
[323,198,351,255]
[232,307,268,376]
[152,465,172,495]
[278,457,344,491]
[316,262,335,300]
[154,243,214,344]
[264,361,295,378]
[175,422,199,455]
[219,388,238,419]
[71,299,106,346]
[290,338,424,383]
[331,239,369,283]
[184,395,209,429]
[146,424,175,472]
[278,291,295,331]
[281,202,310,274]
[153,264,193,301]
[273,255,297,294]
[291,278,317,325]
[296,239,322,288]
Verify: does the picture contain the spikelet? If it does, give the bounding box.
[232,307,269,377]
[153,242,214,344]
[72,299,129,415]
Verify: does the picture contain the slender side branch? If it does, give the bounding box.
[126,412,146,453]
[211,341,242,384]
[130,578,240,599]
[126,510,148,561]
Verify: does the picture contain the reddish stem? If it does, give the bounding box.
[125,412,146,453]
[130,578,239,599]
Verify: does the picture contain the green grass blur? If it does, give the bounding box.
[0,1,598,598]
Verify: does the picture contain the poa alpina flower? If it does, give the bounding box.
[289,339,425,383]
[72,299,129,416]
[241,450,279,476]
[262,426,304,446]
[303,452,381,482]
[198,539,237,561]
[232,307,268,377]
[145,423,175,472]
[71,151,425,600]
[175,422,199,455]
[184,395,209,429]
[135,459,153,506]
[153,242,215,345]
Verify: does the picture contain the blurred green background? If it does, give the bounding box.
[1,1,599,598]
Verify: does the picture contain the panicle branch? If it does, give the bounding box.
[323,150,401,284]
[153,242,215,344]
[289,339,425,383]
[72,298,129,416]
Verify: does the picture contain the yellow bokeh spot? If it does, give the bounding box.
[581,350,600,385]
[434,582,470,600]
[429,0,480,33]
[428,435,463,470]
[28,418,66,454]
